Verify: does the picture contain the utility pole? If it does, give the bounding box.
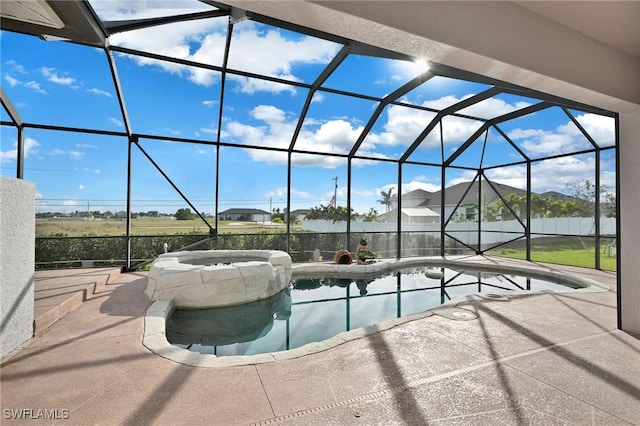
[332,176,338,206]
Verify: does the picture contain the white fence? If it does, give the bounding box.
[302,217,617,246]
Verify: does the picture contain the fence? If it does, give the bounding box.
[302,217,617,246]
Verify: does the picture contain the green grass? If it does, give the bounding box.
[36,218,301,237]
[490,237,617,271]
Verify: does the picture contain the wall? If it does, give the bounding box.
[619,112,640,334]
[1,177,35,358]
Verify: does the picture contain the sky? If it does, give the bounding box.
[0,0,616,216]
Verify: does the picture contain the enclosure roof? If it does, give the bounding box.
[0,0,618,218]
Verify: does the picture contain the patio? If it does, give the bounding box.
[1,258,638,425]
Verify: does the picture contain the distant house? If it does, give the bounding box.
[384,181,533,223]
[218,208,272,222]
[431,181,529,222]
[382,207,440,224]
[380,189,438,223]
[291,209,311,220]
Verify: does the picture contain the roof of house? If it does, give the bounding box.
[218,208,271,215]
[396,181,529,207]
[400,207,440,217]
[436,181,528,206]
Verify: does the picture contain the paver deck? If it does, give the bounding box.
[1,257,638,425]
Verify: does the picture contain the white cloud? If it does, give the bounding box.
[89,1,211,20]
[311,120,362,149]
[63,199,78,206]
[41,67,75,85]
[109,117,124,127]
[252,105,286,123]
[222,99,482,168]
[3,74,20,87]
[163,128,182,136]
[231,77,296,95]
[476,156,599,194]
[375,105,437,146]
[507,128,545,139]
[507,112,614,157]
[225,28,338,93]
[202,100,217,108]
[520,132,574,155]
[458,97,531,119]
[110,18,225,86]
[76,144,98,149]
[402,179,441,194]
[108,13,338,93]
[49,148,85,160]
[24,81,46,94]
[571,113,615,147]
[87,88,113,97]
[265,186,314,200]
[365,101,485,150]
[195,147,213,155]
[4,60,27,74]
[79,184,85,190]
[0,137,40,163]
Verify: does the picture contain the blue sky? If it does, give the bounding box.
[0,0,616,216]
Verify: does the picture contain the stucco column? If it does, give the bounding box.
[0,177,36,358]
[619,111,640,335]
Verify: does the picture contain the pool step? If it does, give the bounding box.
[33,267,123,336]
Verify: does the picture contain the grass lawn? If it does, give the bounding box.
[491,236,617,271]
[36,218,300,237]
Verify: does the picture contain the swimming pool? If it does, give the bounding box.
[165,264,589,357]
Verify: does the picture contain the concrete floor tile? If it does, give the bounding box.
[504,330,640,424]
[254,358,343,416]
[62,364,272,426]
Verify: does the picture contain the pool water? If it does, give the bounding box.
[165,266,580,357]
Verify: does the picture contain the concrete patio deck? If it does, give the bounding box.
[1,257,638,425]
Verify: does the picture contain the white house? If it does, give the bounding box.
[381,207,440,224]
[218,208,272,223]
[387,181,531,223]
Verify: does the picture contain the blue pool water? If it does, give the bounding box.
[166,265,581,357]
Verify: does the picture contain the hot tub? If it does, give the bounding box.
[145,249,292,308]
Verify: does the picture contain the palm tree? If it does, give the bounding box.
[378,188,394,213]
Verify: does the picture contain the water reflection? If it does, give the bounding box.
[166,289,291,346]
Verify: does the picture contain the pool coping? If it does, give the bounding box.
[141,256,610,368]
